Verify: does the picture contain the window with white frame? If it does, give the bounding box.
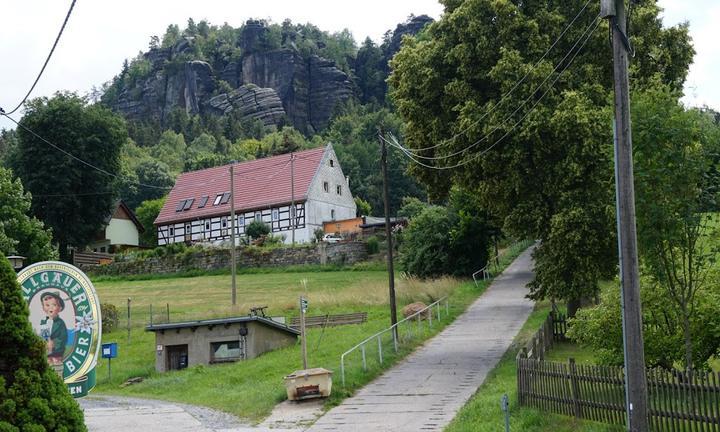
[169,226,175,236]
[238,214,244,226]
[272,209,279,221]
[255,211,262,221]
[221,217,227,228]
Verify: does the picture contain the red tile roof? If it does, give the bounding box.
[154,146,327,225]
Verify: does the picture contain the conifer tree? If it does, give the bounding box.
[0,254,86,431]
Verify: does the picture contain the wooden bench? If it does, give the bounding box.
[289,312,368,329]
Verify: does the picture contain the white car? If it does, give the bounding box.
[322,233,343,243]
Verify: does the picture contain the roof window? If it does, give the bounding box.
[175,200,186,212]
[213,194,223,206]
[182,198,194,211]
[220,192,231,205]
[198,195,209,208]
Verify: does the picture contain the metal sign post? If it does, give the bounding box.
[501,394,510,432]
[299,295,309,370]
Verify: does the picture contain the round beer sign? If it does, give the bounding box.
[17,261,102,397]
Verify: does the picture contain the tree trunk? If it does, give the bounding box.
[681,307,693,370]
[59,240,70,263]
[567,297,581,318]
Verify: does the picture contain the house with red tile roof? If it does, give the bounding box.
[154,144,356,245]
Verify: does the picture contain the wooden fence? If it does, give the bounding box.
[517,309,567,361]
[517,312,720,431]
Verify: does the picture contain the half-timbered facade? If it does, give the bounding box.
[154,144,356,245]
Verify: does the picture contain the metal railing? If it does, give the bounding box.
[339,296,450,386]
[472,239,535,287]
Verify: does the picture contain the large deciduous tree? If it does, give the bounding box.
[0,168,56,263]
[389,0,693,313]
[15,93,127,261]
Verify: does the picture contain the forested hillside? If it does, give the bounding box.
[94,15,433,213]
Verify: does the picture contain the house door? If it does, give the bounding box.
[166,344,188,371]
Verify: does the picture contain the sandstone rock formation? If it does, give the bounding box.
[112,21,354,134]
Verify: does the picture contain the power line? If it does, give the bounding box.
[2,113,171,190]
[387,16,602,171]
[401,14,601,162]
[402,0,595,153]
[0,0,77,116]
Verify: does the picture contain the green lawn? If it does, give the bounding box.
[90,247,527,422]
[445,302,623,432]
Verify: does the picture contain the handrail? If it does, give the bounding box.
[340,295,449,386]
[472,239,534,287]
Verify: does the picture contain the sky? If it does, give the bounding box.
[0,0,716,131]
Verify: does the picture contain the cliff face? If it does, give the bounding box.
[112,21,354,134]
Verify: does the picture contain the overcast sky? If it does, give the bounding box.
[0,0,716,131]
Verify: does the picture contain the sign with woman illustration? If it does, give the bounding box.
[17,261,102,398]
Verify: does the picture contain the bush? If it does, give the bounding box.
[246,220,271,239]
[313,228,324,243]
[0,254,86,431]
[366,236,380,254]
[101,303,119,333]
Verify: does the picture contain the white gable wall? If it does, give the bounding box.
[304,144,357,239]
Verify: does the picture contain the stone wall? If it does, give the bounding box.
[82,242,367,276]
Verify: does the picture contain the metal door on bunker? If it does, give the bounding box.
[166,344,188,371]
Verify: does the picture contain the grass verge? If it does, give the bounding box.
[444,302,623,432]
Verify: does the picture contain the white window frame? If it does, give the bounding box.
[272,209,279,221]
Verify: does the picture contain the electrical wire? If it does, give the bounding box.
[0,0,77,116]
[3,113,171,190]
[400,0,595,153]
[400,14,602,162]
[386,17,602,171]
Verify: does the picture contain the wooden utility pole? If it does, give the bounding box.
[290,153,296,247]
[603,0,649,429]
[379,130,398,331]
[230,164,237,306]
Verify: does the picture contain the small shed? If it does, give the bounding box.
[146,316,299,372]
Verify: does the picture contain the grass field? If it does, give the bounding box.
[90,247,527,422]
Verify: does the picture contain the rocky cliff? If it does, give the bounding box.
[112,20,354,134]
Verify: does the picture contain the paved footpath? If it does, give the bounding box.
[306,247,535,432]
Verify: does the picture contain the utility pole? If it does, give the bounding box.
[230,164,237,306]
[603,0,649,430]
[290,153,295,247]
[379,129,398,332]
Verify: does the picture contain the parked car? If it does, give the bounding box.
[322,233,343,243]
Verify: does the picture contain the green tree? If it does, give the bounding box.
[397,196,428,219]
[389,0,693,313]
[354,196,372,216]
[126,160,174,210]
[0,168,56,263]
[135,197,166,247]
[0,254,86,431]
[355,37,387,104]
[15,93,126,261]
[631,85,720,369]
[245,220,270,240]
[151,130,187,174]
[400,206,453,278]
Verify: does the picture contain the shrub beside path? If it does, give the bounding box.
[305,246,535,432]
